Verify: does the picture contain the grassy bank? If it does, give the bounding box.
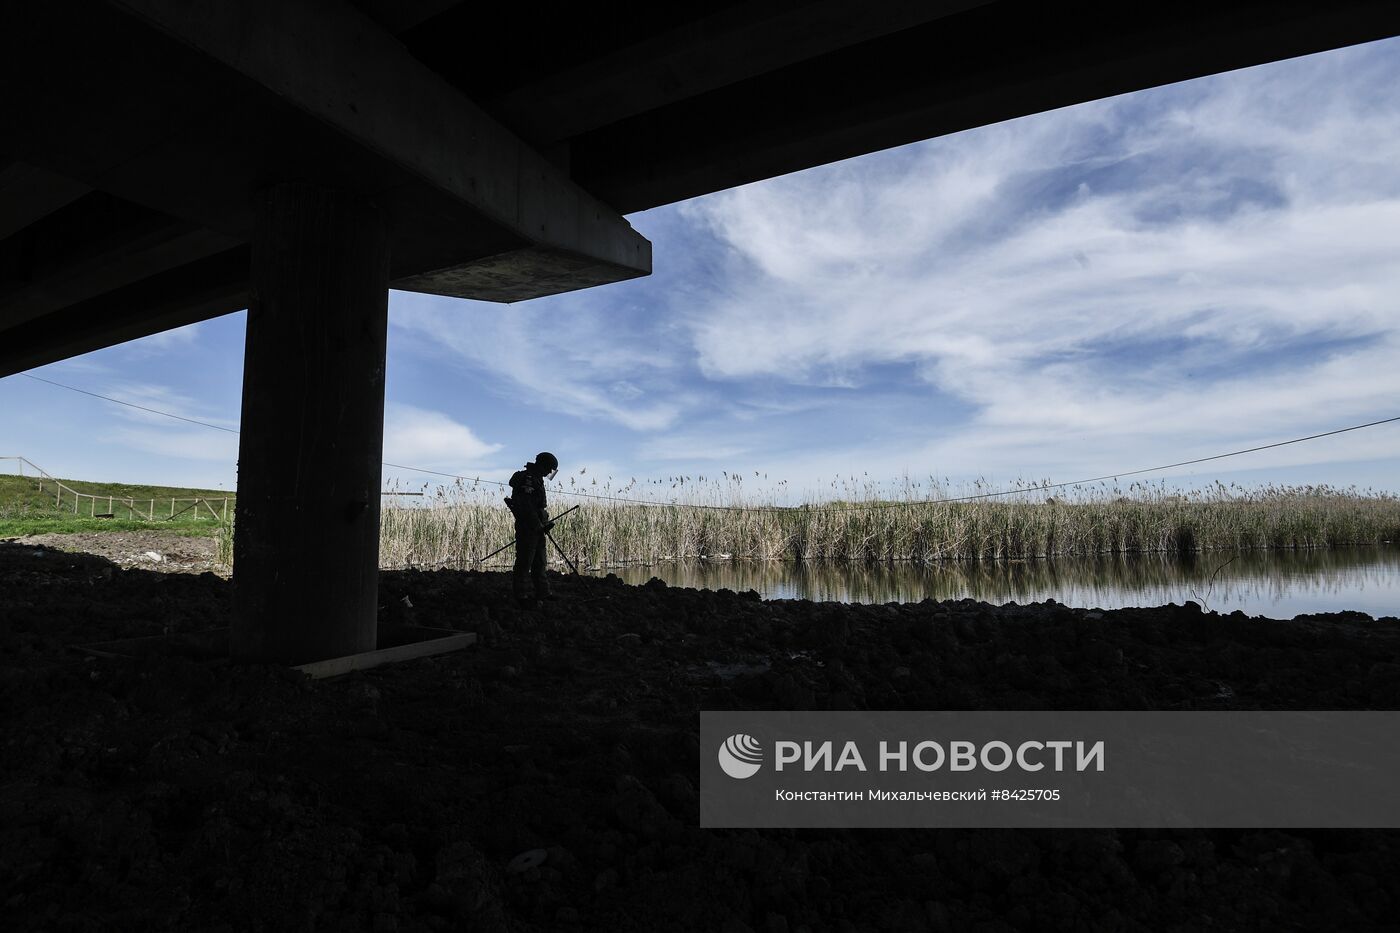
[379,480,1400,569]
[0,517,226,537]
[0,474,232,538]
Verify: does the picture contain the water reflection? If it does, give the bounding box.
[608,546,1400,618]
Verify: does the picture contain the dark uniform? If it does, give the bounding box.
[507,466,551,602]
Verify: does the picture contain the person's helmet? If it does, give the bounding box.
[534,451,559,478]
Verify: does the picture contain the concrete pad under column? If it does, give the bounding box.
[231,183,388,664]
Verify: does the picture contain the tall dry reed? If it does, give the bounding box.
[377,475,1400,570]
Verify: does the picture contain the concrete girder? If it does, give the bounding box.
[0,196,239,332]
[104,0,651,299]
[0,249,249,377]
[349,0,463,35]
[0,1,649,307]
[0,161,92,241]
[567,0,1400,214]
[482,0,995,146]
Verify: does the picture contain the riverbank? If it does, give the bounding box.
[602,545,1400,619]
[3,540,1400,931]
[380,483,1400,569]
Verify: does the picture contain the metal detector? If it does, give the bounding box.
[478,503,581,570]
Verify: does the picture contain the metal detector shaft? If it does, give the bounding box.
[545,530,579,575]
[476,504,581,563]
[478,538,517,562]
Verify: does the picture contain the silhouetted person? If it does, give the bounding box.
[506,451,558,608]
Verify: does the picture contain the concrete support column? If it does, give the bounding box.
[232,183,388,664]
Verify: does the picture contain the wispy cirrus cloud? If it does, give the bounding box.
[101,380,238,430]
[109,426,240,464]
[378,38,1400,495]
[98,379,241,463]
[116,321,205,359]
[390,287,694,432]
[666,39,1400,485]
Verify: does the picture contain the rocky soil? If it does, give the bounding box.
[2,531,222,574]
[3,540,1400,932]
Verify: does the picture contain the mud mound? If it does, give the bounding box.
[3,541,1399,931]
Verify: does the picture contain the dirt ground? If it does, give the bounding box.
[2,531,222,574]
[3,538,1400,932]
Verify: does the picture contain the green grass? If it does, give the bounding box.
[0,473,232,535]
[0,517,224,537]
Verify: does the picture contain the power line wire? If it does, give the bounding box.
[391,414,1400,512]
[16,370,1399,513]
[19,373,240,433]
[358,414,1400,511]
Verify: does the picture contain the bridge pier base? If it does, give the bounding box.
[231,184,388,664]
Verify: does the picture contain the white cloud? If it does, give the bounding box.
[124,322,204,356]
[375,40,1400,495]
[100,380,239,431]
[635,435,754,462]
[92,379,242,465]
[382,402,502,468]
[672,40,1400,483]
[110,426,240,463]
[390,292,689,432]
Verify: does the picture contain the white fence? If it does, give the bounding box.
[0,456,232,522]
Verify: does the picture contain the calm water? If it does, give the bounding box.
[609,546,1400,618]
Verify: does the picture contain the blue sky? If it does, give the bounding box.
[4,38,1400,502]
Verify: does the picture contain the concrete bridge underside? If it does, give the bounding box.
[2,0,1397,662]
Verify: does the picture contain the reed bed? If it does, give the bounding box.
[377,475,1400,570]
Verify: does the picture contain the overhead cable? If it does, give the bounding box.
[17,370,1399,514]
